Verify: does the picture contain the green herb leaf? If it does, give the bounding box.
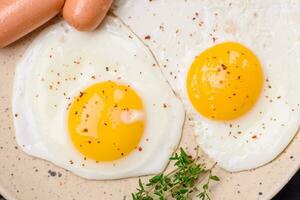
[131,147,219,200]
[210,175,220,181]
[139,178,145,190]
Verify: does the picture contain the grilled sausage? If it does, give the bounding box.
[0,0,65,48]
[63,0,113,31]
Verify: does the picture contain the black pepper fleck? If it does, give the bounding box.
[48,170,57,177]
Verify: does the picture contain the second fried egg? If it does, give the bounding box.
[115,0,300,171]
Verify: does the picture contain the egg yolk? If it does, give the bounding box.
[67,81,145,161]
[186,42,263,120]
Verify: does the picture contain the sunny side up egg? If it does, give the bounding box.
[115,0,300,171]
[13,17,185,179]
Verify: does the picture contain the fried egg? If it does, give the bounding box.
[13,16,184,179]
[114,0,300,171]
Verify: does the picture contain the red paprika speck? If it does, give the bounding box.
[252,135,257,139]
[138,147,143,152]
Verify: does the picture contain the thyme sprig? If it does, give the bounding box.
[132,147,219,200]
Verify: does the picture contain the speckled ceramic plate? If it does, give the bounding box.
[1,12,300,200]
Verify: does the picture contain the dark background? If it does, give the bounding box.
[0,170,299,200]
[272,170,300,200]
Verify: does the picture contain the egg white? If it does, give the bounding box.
[114,0,300,171]
[13,16,185,179]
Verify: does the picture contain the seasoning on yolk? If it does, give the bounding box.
[186,42,263,120]
[67,81,145,161]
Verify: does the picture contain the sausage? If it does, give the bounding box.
[0,0,65,48]
[63,0,113,31]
